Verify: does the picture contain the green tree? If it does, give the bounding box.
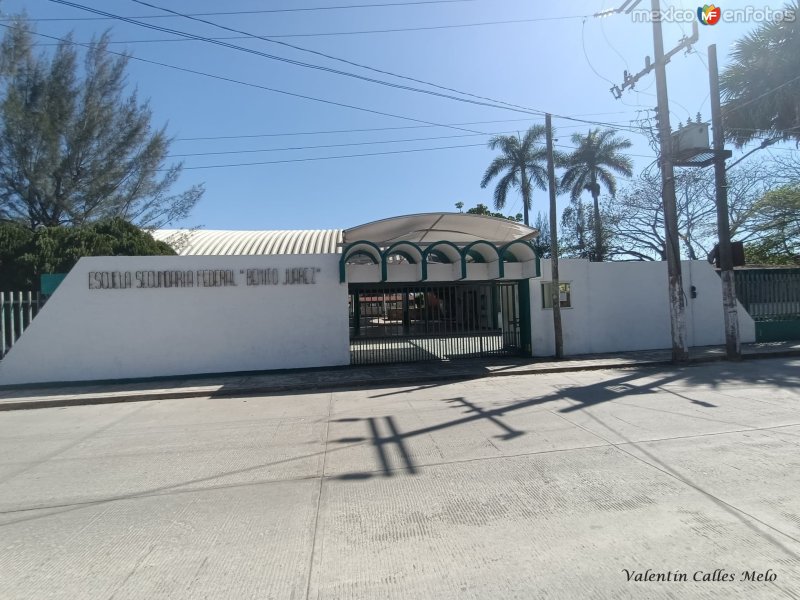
[720,1,800,146]
[0,21,203,230]
[465,203,522,222]
[0,218,175,290]
[480,126,548,226]
[560,128,632,262]
[744,185,800,264]
[530,211,551,259]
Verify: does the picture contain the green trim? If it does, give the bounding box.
[756,320,800,342]
[423,240,462,260]
[462,240,500,262]
[40,273,67,296]
[340,240,383,283]
[517,280,532,356]
[341,238,541,283]
[422,241,462,281]
[499,240,536,262]
[462,241,501,280]
[381,242,423,281]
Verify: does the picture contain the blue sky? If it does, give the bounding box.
[3,0,793,231]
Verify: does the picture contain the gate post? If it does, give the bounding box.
[518,281,532,356]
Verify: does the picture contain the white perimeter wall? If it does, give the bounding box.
[0,254,349,385]
[531,259,756,357]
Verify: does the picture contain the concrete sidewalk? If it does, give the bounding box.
[1,341,798,411]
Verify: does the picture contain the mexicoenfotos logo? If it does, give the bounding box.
[631,5,794,23]
[698,4,722,25]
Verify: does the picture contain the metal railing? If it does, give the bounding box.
[734,269,800,321]
[348,283,522,364]
[1,291,41,358]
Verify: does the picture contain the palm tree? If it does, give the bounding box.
[480,126,548,226]
[720,0,800,147]
[560,128,632,262]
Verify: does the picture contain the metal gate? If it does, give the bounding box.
[349,282,526,364]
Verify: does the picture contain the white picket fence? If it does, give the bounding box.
[1,291,41,358]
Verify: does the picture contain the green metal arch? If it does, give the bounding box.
[381,242,424,281]
[500,240,541,277]
[422,240,462,261]
[461,241,502,279]
[461,240,501,261]
[422,241,462,281]
[340,240,383,283]
[382,242,423,264]
[499,240,535,261]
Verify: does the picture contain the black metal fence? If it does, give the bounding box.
[349,283,522,364]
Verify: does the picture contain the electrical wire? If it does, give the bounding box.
[174,116,640,142]
[167,129,660,159]
[26,16,592,40]
[581,18,616,86]
[7,0,489,21]
[34,7,646,136]
[0,25,487,136]
[53,0,550,117]
[170,142,491,170]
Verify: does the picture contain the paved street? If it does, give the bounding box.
[1,357,800,599]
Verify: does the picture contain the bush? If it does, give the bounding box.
[0,218,175,290]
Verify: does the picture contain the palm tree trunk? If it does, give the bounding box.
[521,167,530,226]
[576,201,585,256]
[592,185,603,262]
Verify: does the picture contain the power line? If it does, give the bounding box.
[126,0,556,115]
[9,24,647,146]
[2,25,485,135]
[167,129,660,159]
[28,15,591,42]
[174,115,640,142]
[7,0,487,21]
[581,18,615,86]
[44,2,646,136]
[172,142,490,170]
[171,140,655,172]
[52,0,545,117]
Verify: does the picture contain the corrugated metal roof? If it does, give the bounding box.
[153,229,343,255]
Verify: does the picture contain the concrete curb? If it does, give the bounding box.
[0,350,797,412]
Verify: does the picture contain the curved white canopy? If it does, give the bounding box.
[344,213,538,246]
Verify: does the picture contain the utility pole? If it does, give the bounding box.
[708,44,741,359]
[545,113,563,358]
[607,0,693,362]
[650,0,689,362]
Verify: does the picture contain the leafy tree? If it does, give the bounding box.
[720,1,800,146]
[0,218,175,290]
[465,203,522,222]
[744,185,800,264]
[530,211,552,259]
[559,200,615,261]
[480,126,548,226]
[605,162,775,261]
[0,20,203,230]
[560,128,632,261]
